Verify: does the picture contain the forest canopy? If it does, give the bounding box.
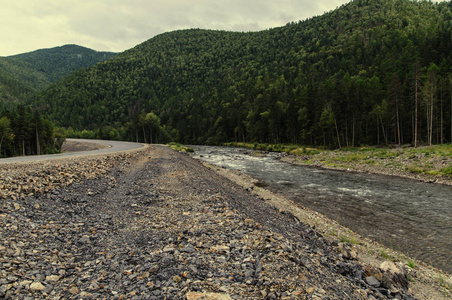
[29,0,452,148]
[0,45,117,105]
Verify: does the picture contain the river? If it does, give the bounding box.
[191,145,452,274]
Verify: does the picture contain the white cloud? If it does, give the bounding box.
[0,0,444,56]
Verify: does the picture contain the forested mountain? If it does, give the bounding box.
[0,45,117,104]
[0,45,117,157]
[34,0,452,147]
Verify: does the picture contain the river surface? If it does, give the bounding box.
[191,146,452,273]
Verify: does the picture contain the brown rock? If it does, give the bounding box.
[211,245,230,253]
[338,242,357,260]
[46,275,60,283]
[29,282,45,292]
[69,286,80,295]
[379,261,408,289]
[186,292,232,300]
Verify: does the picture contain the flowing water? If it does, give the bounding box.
[191,146,452,273]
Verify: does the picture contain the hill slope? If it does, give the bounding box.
[36,0,452,147]
[0,45,117,104]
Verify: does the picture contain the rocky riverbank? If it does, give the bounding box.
[278,147,452,186]
[0,145,450,299]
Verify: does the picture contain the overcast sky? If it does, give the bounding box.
[0,0,445,57]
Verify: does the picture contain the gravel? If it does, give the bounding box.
[0,145,430,299]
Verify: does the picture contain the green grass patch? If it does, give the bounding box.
[223,142,321,155]
[379,248,391,260]
[407,166,424,174]
[411,144,452,157]
[406,260,416,269]
[327,229,338,237]
[440,166,452,175]
[427,170,440,176]
[167,142,194,152]
[333,153,368,162]
[340,236,358,245]
[364,159,376,165]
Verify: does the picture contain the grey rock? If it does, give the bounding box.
[366,276,381,287]
[79,235,90,244]
[267,292,277,299]
[0,285,7,297]
[244,270,254,278]
[180,246,195,253]
[149,264,160,273]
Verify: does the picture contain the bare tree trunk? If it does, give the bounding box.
[334,117,341,149]
[345,122,349,147]
[430,93,434,145]
[441,91,444,144]
[414,61,420,147]
[396,102,401,145]
[0,136,3,156]
[415,82,418,147]
[380,115,388,145]
[36,125,40,155]
[142,127,147,143]
[377,119,380,145]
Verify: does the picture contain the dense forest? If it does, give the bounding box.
[0,45,117,157]
[0,105,65,158]
[0,45,117,106]
[33,0,452,148]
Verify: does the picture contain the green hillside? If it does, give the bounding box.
[35,0,452,147]
[0,45,117,104]
[0,58,49,105]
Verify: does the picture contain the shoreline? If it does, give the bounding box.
[200,161,452,299]
[280,154,452,187]
[224,143,452,187]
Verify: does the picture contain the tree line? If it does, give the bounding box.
[0,105,65,158]
[33,0,452,148]
[63,107,173,144]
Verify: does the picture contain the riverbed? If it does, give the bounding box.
[191,146,452,274]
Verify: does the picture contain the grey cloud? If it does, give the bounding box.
[0,0,362,56]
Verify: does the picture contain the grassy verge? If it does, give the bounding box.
[223,142,323,155]
[167,142,194,153]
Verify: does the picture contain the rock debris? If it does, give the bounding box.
[0,145,416,299]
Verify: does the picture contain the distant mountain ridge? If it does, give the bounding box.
[0,45,117,104]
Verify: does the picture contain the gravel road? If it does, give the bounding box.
[0,145,425,299]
